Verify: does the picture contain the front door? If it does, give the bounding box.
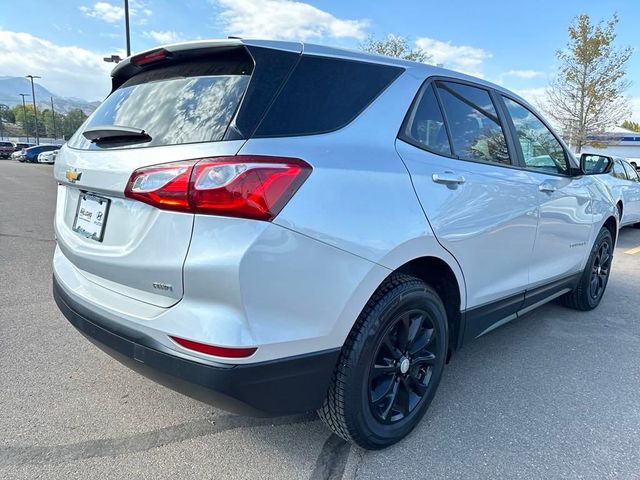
[500,96,593,288]
[396,80,539,332]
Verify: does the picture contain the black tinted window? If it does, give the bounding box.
[436,82,510,165]
[254,56,403,137]
[401,84,451,156]
[622,161,638,181]
[612,160,627,179]
[502,97,568,175]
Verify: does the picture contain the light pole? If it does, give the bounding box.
[124,0,131,56]
[26,75,41,145]
[50,96,57,140]
[19,93,30,143]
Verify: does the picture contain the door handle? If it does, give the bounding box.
[432,172,466,185]
[538,182,557,193]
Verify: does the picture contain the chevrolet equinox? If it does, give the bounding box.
[53,39,619,449]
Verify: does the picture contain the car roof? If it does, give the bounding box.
[111,38,532,108]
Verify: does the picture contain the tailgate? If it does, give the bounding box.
[54,142,245,307]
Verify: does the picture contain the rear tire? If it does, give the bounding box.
[561,227,613,311]
[318,274,447,450]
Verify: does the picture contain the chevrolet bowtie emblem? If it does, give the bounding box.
[65,168,82,183]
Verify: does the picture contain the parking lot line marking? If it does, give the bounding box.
[624,246,640,255]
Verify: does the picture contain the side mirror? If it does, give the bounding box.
[580,153,613,175]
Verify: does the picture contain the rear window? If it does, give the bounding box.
[0,142,13,147]
[69,56,253,150]
[254,56,403,137]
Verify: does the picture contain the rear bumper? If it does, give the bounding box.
[53,276,340,416]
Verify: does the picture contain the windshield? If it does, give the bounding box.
[69,74,250,150]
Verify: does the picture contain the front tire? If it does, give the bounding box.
[561,227,613,311]
[318,274,448,450]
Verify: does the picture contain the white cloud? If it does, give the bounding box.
[144,30,183,44]
[504,69,544,79]
[0,30,115,100]
[213,0,369,41]
[80,1,152,24]
[415,37,491,78]
[80,2,124,23]
[514,87,547,104]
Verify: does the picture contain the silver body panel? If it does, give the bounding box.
[54,39,618,365]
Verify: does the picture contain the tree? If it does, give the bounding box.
[361,34,431,63]
[13,104,37,137]
[621,120,640,132]
[544,14,632,152]
[62,109,88,139]
[0,104,14,123]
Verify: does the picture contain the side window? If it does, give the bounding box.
[612,161,628,180]
[436,81,511,165]
[622,162,638,181]
[401,83,452,156]
[502,97,569,175]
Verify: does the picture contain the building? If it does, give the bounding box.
[584,126,640,167]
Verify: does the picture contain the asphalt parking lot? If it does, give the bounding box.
[1,160,640,479]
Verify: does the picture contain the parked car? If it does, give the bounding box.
[14,142,33,151]
[0,141,14,159]
[582,153,640,227]
[37,149,58,164]
[52,40,620,450]
[11,150,24,161]
[22,144,59,163]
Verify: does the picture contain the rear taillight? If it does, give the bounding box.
[124,156,311,221]
[170,336,257,358]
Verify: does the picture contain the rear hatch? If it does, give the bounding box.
[53,43,292,307]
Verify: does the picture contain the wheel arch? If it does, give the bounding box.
[616,201,623,223]
[603,214,618,245]
[392,256,464,358]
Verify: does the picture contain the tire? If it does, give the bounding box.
[561,227,613,311]
[318,274,448,450]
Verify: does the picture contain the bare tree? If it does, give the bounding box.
[544,14,632,152]
[361,34,431,63]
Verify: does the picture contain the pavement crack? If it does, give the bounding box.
[310,434,351,480]
[0,232,55,243]
[0,413,317,466]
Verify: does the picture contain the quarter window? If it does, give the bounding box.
[502,97,568,175]
[401,84,451,156]
[436,81,511,165]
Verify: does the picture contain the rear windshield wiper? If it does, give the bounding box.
[83,125,152,145]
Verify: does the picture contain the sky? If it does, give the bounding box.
[0,0,639,120]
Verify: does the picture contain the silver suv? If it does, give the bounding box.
[53,39,618,449]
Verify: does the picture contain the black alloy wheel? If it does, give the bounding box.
[368,308,439,424]
[589,238,611,302]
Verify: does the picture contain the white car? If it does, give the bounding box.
[581,153,640,227]
[53,40,619,449]
[37,149,58,164]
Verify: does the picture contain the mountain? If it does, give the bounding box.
[0,77,100,115]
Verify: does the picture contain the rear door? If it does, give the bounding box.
[499,95,593,287]
[396,79,540,335]
[54,50,255,307]
[621,161,640,223]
